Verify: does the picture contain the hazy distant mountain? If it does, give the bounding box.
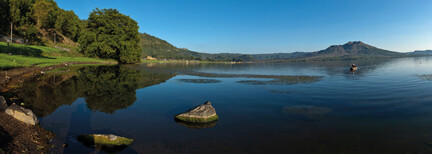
[247,41,403,61]
[406,50,432,56]
[301,41,403,58]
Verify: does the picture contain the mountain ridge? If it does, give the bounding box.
[138,34,422,61]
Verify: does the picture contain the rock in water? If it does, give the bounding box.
[175,101,218,123]
[77,134,134,147]
[5,103,38,125]
[0,96,7,111]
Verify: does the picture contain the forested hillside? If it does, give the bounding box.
[139,33,201,60]
[0,0,82,46]
[1,0,141,64]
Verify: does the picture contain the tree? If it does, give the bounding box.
[31,0,54,28]
[79,8,141,64]
[0,0,10,34]
[55,10,81,41]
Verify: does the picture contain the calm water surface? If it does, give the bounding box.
[11,57,432,153]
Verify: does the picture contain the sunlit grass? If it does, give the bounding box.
[0,42,114,69]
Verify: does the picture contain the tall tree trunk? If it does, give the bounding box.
[10,22,13,44]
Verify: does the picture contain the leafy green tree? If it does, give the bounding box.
[31,0,54,28]
[0,0,10,34]
[9,0,33,26]
[55,10,81,41]
[79,8,141,63]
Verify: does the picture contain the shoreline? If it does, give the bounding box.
[0,61,116,92]
[141,59,246,64]
[0,104,54,153]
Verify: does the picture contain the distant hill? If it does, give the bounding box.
[248,41,404,61]
[139,35,409,62]
[139,33,201,60]
[406,50,432,56]
[302,41,403,59]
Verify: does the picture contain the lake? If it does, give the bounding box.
[7,57,432,153]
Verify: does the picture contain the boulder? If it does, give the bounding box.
[175,101,218,123]
[0,96,7,111]
[77,134,134,147]
[5,103,38,125]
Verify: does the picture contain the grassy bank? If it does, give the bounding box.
[0,42,115,69]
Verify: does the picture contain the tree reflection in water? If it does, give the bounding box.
[14,65,174,117]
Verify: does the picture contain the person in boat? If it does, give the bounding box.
[350,64,357,71]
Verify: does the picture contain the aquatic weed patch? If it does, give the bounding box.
[178,79,222,83]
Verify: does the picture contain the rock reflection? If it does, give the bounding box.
[174,119,217,129]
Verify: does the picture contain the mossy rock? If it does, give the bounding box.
[174,101,219,124]
[77,134,133,147]
[175,114,219,123]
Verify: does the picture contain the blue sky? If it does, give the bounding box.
[56,0,432,53]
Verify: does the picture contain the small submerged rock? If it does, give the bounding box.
[175,101,218,123]
[283,105,331,120]
[77,134,133,147]
[5,103,38,125]
[0,96,7,111]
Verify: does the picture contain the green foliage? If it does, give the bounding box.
[79,8,141,64]
[31,0,54,28]
[54,10,81,41]
[9,0,33,26]
[139,33,201,60]
[0,0,82,44]
[0,0,10,33]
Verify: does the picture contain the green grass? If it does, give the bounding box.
[175,114,219,123]
[0,42,115,69]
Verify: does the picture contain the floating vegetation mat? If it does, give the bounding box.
[418,74,432,81]
[178,79,222,83]
[283,105,331,120]
[185,71,323,85]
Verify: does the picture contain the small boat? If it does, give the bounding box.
[350,64,357,71]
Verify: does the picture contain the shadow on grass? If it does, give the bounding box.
[0,44,55,59]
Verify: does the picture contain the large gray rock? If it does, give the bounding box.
[5,103,38,125]
[0,96,7,111]
[175,101,218,123]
